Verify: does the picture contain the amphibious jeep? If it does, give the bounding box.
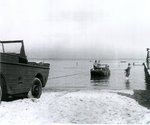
[0,40,50,102]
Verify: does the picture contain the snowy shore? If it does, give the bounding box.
[0,90,150,125]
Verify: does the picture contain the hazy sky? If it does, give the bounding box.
[0,0,150,59]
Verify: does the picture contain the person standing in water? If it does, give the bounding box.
[125,63,131,78]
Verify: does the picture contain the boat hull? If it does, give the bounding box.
[90,68,110,79]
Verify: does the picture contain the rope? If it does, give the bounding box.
[49,71,88,80]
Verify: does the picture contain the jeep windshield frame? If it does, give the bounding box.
[0,40,27,59]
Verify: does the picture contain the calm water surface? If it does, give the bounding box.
[35,59,147,91]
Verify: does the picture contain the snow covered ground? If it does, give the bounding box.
[0,90,150,125]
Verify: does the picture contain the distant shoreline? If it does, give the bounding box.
[28,57,145,61]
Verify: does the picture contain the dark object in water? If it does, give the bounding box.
[120,60,127,63]
[0,40,50,102]
[133,62,143,66]
[90,64,110,78]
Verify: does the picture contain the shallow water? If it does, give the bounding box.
[34,59,147,91]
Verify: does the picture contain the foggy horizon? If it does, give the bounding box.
[0,0,150,60]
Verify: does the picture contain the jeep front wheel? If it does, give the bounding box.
[30,78,42,98]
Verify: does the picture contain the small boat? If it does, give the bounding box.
[90,64,110,78]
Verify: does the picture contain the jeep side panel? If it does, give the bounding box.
[0,53,49,95]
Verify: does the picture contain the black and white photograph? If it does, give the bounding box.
[0,0,150,124]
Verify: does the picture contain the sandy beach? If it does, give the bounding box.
[0,90,150,125]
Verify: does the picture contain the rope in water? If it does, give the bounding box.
[49,71,88,80]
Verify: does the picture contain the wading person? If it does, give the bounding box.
[125,63,131,79]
